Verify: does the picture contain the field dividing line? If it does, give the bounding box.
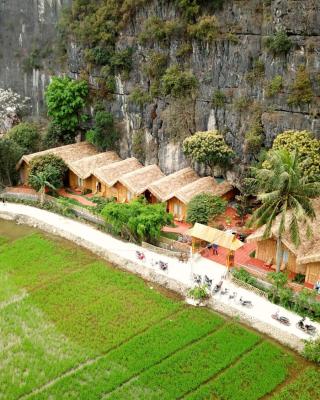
[0,290,28,311]
[18,308,183,400]
[178,339,264,400]
[102,321,228,399]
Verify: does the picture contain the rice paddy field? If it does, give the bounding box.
[0,220,319,400]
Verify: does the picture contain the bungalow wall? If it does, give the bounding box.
[222,188,236,202]
[114,182,135,203]
[256,239,277,264]
[19,162,30,184]
[168,197,187,221]
[305,262,320,286]
[68,171,93,192]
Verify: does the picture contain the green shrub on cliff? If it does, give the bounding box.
[86,111,118,151]
[287,67,313,107]
[161,65,198,97]
[265,30,292,55]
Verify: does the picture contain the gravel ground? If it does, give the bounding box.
[1,202,319,353]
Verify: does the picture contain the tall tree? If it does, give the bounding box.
[248,149,320,272]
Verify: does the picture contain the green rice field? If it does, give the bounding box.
[0,220,318,400]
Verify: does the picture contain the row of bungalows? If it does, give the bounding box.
[247,198,320,287]
[17,142,235,222]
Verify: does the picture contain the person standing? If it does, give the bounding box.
[213,243,218,255]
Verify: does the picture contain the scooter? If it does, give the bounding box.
[221,288,229,295]
[296,317,317,335]
[229,291,237,300]
[204,275,213,289]
[239,297,253,307]
[159,261,168,271]
[271,310,290,326]
[193,274,202,285]
[136,251,145,261]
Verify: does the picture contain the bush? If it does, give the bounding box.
[265,30,292,55]
[232,268,257,286]
[132,129,146,163]
[161,65,198,97]
[110,48,133,76]
[129,87,152,107]
[287,67,313,107]
[212,90,226,108]
[0,138,24,187]
[266,75,283,97]
[86,110,118,151]
[143,52,168,80]
[187,193,227,225]
[138,17,184,45]
[244,112,264,155]
[188,285,209,301]
[303,338,320,364]
[100,198,173,243]
[183,130,234,174]
[45,77,89,139]
[246,59,265,84]
[8,122,40,154]
[28,154,67,191]
[188,15,219,41]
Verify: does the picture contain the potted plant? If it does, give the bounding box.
[186,285,210,306]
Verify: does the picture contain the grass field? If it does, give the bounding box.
[0,225,318,400]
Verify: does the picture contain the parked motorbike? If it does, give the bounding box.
[296,317,317,335]
[204,275,213,289]
[136,251,145,261]
[271,310,290,326]
[221,288,229,295]
[213,281,223,293]
[193,274,202,285]
[239,297,253,307]
[229,291,237,300]
[159,260,168,271]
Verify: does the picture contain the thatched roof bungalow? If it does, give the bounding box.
[118,165,164,203]
[17,142,98,184]
[68,152,121,192]
[166,177,234,221]
[247,198,320,287]
[93,157,143,199]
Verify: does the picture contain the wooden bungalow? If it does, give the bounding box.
[147,167,199,216]
[68,152,121,193]
[247,198,320,288]
[117,165,165,203]
[168,177,234,221]
[93,158,143,200]
[17,142,98,185]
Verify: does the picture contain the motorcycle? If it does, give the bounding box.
[296,317,317,335]
[221,288,229,295]
[271,311,290,326]
[204,275,213,289]
[136,251,145,261]
[193,274,202,285]
[159,260,168,271]
[229,291,237,300]
[239,297,253,307]
[213,281,223,293]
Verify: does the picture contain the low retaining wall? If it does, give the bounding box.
[142,241,187,259]
[159,237,190,254]
[230,275,269,299]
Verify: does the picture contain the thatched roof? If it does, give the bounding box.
[174,177,233,204]
[119,165,164,196]
[148,168,199,202]
[247,198,320,265]
[187,223,243,251]
[94,157,143,187]
[17,142,98,169]
[68,152,121,179]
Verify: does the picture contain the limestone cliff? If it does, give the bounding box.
[1,0,319,177]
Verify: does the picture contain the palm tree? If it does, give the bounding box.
[29,172,56,205]
[248,149,320,272]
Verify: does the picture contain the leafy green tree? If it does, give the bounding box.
[267,272,288,302]
[101,198,173,243]
[28,154,67,192]
[248,149,320,272]
[0,138,24,187]
[45,77,89,140]
[29,171,56,205]
[187,193,227,225]
[161,65,198,97]
[183,130,234,175]
[269,130,320,182]
[8,123,40,154]
[86,111,118,151]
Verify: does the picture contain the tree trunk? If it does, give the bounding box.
[40,188,45,205]
[276,237,282,273]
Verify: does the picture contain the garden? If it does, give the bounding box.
[0,225,318,400]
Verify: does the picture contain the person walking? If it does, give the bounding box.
[213,243,219,255]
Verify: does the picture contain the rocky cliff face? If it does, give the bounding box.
[1,0,320,178]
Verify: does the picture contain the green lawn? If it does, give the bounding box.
[0,230,318,400]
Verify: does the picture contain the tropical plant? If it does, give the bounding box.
[269,130,320,182]
[248,149,320,272]
[45,77,89,140]
[267,272,288,302]
[187,193,227,225]
[8,122,40,154]
[28,154,67,192]
[187,285,209,301]
[183,130,234,174]
[29,171,56,205]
